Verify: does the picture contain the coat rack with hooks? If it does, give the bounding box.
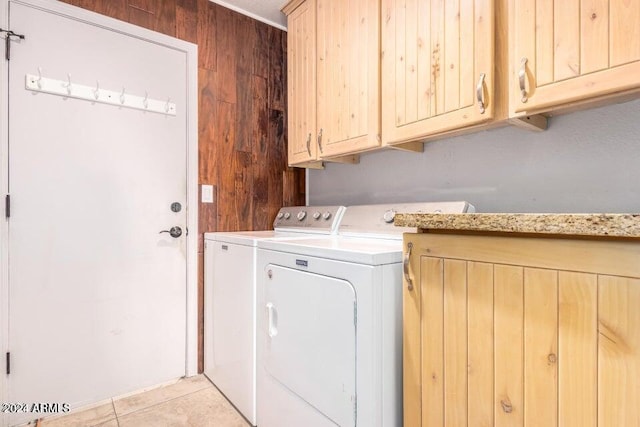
[25,70,176,116]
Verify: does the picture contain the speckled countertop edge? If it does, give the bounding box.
[394,213,640,238]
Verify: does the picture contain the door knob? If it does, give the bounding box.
[159,226,182,238]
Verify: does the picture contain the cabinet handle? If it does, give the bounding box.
[476,73,486,114]
[404,242,413,291]
[317,128,323,153]
[306,132,312,156]
[519,57,528,103]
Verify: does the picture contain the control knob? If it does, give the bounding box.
[297,211,307,221]
[276,212,284,219]
[322,211,332,220]
[312,212,321,220]
[283,212,291,219]
[383,209,396,223]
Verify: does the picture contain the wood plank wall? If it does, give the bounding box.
[58,0,305,372]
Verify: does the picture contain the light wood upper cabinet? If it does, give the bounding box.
[381,0,504,146]
[283,0,379,166]
[512,0,640,115]
[316,0,381,157]
[403,232,640,427]
[284,0,321,167]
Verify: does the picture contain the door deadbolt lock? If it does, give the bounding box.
[159,226,182,238]
[171,202,182,213]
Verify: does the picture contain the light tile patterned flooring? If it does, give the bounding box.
[34,375,250,427]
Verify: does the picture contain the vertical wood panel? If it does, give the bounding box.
[98,0,128,22]
[416,0,431,120]
[282,168,305,206]
[128,7,156,31]
[558,271,597,427]
[196,0,216,71]
[431,0,445,115]
[494,265,524,427]
[128,0,155,13]
[580,0,609,74]
[251,75,270,230]
[610,0,640,66]
[523,268,558,427]
[443,259,467,427]
[288,7,302,158]
[443,0,460,112]
[346,0,360,138]
[403,240,422,427]
[553,0,580,81]
[268,27,286,111]
[334,0,346,142]
[535,0,554,85]
[302,6,314,156]
[513,0,536,107]
[214,6,238,104]
[395,0,407,126]
[422,257,444,427]
[176,0,197,43]
[358,0,370,137]
[214,100,238,232]
[467,261,494,427]
[459,0,474,108]
[236,15,257,152]
[598,275,640,426]
[155,0,177,36]
[316,0,327,146]
[198,68,217,183]
[404,0,418,123]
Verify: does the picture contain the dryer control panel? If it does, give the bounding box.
[339,201,475,238]
[273,206,346,234]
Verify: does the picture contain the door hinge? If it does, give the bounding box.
[0,28,25,61]
[6,352,10,375]
[5,194,9,218]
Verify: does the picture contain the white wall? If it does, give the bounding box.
[309,99,640,213]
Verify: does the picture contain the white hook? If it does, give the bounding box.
[120,87,126,105]
[93,81,100,100]
[36,67,43,89]
[143,91,149,109]
[165,97,171,113]
[62,73,72,95]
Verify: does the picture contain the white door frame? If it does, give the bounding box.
[0,0,198,421]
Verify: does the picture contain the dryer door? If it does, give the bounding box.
[264,264,356,427]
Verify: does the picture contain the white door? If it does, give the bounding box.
[7,2,188,424]
[264,265,356,427]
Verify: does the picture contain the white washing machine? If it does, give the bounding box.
[256,202,475,427]
[203,205,346,425]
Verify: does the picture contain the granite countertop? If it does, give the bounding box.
[394,213,640,238]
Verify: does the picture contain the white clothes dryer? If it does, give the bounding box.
[256,202,474,427]
[203,205,345,425]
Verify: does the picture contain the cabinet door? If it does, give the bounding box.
[286,0,318,165]
[316,0,380,157]
[382,0,495,146]
[404,233,640,427]
[513,0,640,114]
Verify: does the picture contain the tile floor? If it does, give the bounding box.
[33,375,249,427]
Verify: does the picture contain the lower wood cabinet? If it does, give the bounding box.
[403,232,640,427]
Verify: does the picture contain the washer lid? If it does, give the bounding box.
[258,236,403,265]
[204,230,320,246]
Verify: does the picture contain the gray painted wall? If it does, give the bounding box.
[309,99,640,213]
